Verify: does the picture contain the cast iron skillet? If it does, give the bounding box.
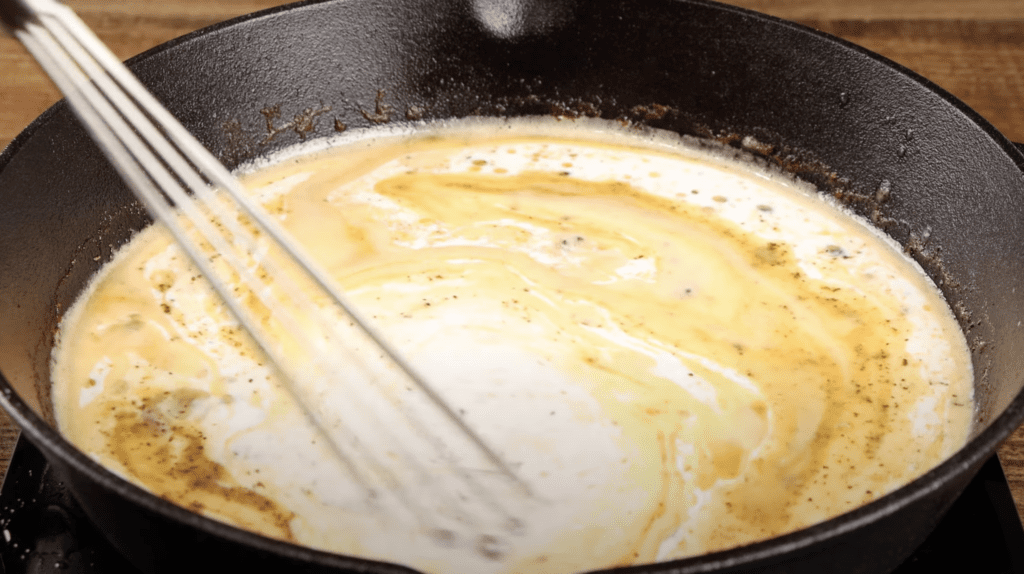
[2,0,1024,572]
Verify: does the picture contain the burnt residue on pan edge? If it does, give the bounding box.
[38,200,151,426]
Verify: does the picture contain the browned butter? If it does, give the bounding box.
[51,118,973,573]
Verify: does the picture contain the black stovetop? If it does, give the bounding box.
[0,435,1022,573]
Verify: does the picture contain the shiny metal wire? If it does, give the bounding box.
[2,0,530,555]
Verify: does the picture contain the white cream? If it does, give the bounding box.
[51,117,973,574]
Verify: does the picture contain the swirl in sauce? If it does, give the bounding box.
[51,118,973,573]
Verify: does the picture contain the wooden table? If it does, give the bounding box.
[2,0,1024,527]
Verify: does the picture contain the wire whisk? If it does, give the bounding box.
[1,0,531,557]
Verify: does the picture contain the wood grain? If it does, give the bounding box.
[725,0,1022,20]
[3,0,1024,533]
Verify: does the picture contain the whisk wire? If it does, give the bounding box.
[7,0,532,552]
[18,6,394,498]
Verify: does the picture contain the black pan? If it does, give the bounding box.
[2,0,1024,572]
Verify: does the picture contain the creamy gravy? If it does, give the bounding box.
[51,118,974,573]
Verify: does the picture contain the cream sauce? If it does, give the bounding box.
[51,118,973,574]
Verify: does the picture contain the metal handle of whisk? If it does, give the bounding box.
[3,0,532,554]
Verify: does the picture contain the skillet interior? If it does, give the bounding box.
[2,0,1024,572]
